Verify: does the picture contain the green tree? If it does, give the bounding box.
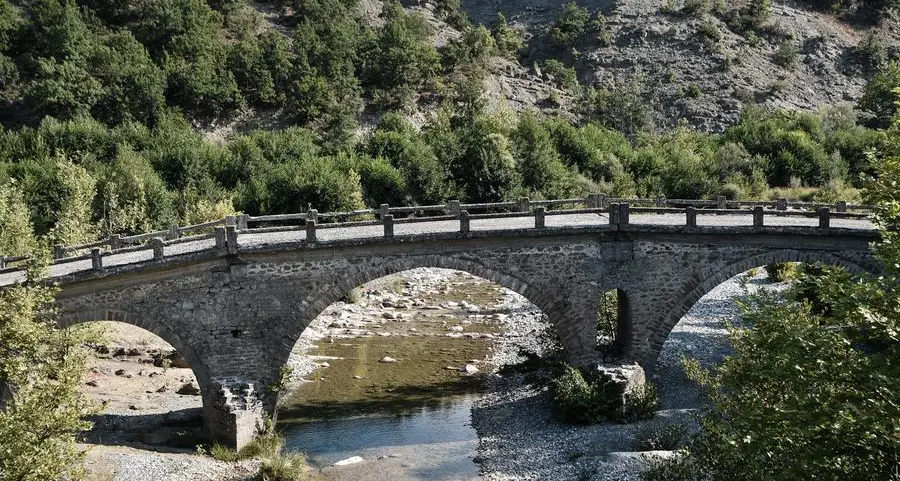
[512,112,576,199]
[859,62,900,129]
[492,12,524,59]
[0,184,36,256]
[0,264,95,481]
[551,2,590,46]
[644,109,900,481]
[363,1,441,107]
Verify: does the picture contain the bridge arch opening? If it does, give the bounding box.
[596,288,629,354]
[274,267,559,470]
[652,252,873,410]
[62,319,208,448]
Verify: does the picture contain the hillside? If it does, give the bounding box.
[0,0,897,257]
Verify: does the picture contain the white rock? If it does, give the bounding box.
[448,325,464,332]
[379,356,398,363]
[334,456,364,466]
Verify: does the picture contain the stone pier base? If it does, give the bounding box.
[202,380,271,449]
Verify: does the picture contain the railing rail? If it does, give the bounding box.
[0,194,877,276]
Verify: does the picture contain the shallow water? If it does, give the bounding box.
[278,272,504,480]
[282,394,481,480]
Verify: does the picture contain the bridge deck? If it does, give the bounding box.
[0,212,876,286]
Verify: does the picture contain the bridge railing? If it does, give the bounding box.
[0,194,876,276]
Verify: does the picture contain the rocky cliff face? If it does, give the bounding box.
[455,0,899,131]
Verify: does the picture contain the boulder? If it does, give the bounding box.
[379,356,398,363]
[176,382,201,396]
[594,363,647,418]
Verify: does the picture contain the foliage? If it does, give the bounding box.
[583,77,655,137]
[541,59,579,90]
[643,120,900,481]
[551,364,619,424]
[765,262,799,281]
[635,423,688,451]
[257,452,308,481]
[492,13,524,59]
[860,62,900,129]
[596,289,619,349]
[0,264,96,481]
[0,184,36,256]
[773,40,799,67]
[551,2,590,46]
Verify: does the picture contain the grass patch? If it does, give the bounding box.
[257,452,308,481]
[635,423,688,451]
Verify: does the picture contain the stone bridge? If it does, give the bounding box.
[0,199,883,448]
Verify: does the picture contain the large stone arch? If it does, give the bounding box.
[640,249,878,370]
[269,254,570,371]
[58,308,212,389]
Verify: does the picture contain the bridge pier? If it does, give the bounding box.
[201,378,274,450]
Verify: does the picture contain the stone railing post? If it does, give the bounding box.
[586,193,599,208]
[53,244,65,260]
[655,196,666,208]
[835,200,847,213]
[383,214,394,238]
[534,207,546,228]
[776,198,788,211]
[305,219,317,243]
[167,224,180,240]
[753,206,764,228]
[819,207,831,229]
[108,234,121,250]
[225,226,238,255]
[379,204,390,219]
[717,196,727,210]
[91,248,102,271]
[306,209,318,223]
[609,203,620,225]
[0,257,5,269]
[619,203,630,225]
[225,215,236,227]
[598,193,608,209]
[214,226,227,250]
[152,237,164,260]
[459,210,470,234]
[517,197,530,212]
[448,200,461,217]
[685,206,697,228]
[238,214,250,230]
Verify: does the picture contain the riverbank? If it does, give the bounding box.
[79,268,781,481]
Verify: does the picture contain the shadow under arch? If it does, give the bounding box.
[643,249,878,370]
[272,255,562,369]
[58,309,212,394]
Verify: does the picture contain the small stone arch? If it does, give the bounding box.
[271,254,564,368]
[58,308,212,390]
[642,249,877,370]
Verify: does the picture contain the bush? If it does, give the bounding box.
[765,262,798,282]
[682,0,709,16]
[492,13,524,59]
[541,59,579,90]
[859,61,900,128]
[773,40,799,67]
[635,423,688,451]
[551,364,618,424]
[551,2,590,46]
[257,453,308,481]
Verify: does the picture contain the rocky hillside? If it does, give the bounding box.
[426,0,899,132]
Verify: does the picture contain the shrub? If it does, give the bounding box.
[765,262,798,282]
[257,453,308,481]
[682,0,709,16]
[635,423,688,451]
[551,364,617,424]
[684,83,702,98]
[719,183,742,200]
[859,61,900,128]
[492,13,524,59]
[551,2,590,46]
[541,59,579,90]
[773,40,799,67]
[623,382,660,422]
[210,443,239,462]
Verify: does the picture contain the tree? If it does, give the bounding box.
[511,112,576,199]
[492,12,524,59]
[0,263,96,481]
[859,62,900,129]
[0,184,36,256]
[644,103,900,481]
[551,2,590,46]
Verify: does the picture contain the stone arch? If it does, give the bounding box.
[640,249,876,370]
[271,254,563,368]
[58,308,212,391]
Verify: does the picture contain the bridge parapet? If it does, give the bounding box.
[0,195,877,278]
